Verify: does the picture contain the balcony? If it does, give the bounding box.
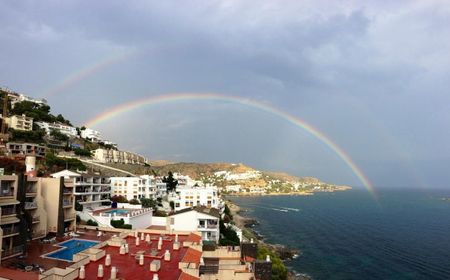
[26,187,37,196]
[32,216,40,223]
[1,245,24,259]
[25,201,38,210]
[0,190,14,197]
[1,227,20,237]
[1,208,16,216]
[64,214,76,221]
[63,188,73,195]
[63,200,73,208]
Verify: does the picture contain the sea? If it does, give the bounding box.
[230,188,450,280]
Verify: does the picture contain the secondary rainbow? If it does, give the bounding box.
[84,93,375,196]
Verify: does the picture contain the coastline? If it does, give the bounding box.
[227,199,311,280]
[226,186,352,197]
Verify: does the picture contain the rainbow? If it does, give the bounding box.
[83,93,375,196]
[41,51,136,99]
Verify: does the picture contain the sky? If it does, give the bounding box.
[1,1,449,188]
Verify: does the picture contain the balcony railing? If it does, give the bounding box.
[26,188,37,194]
[64,214,76,221]
[63,200,73,207]
[0,190,14,197]
[1,208,16,216]
[32,216,40,223]
[25,201,38,209]
[1,245,24,258]
[2,227,19,236]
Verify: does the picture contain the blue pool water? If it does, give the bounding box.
[105,209,129,215]
[45,239,99,261]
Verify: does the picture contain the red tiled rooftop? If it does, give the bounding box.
[180,247,202,265]
[185,233,202,243]
[178,272,200,280]
[76,233,190,280]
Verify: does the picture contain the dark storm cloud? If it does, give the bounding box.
[1,1,449,187]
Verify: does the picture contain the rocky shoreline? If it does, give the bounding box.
[227,200,312,280]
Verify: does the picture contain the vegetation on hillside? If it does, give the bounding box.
[11,101,72,125]
[257,246,288,280]
[44,152,86,172]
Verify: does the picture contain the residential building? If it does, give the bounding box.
[140,175,167,198]
[81,128,101,142]
[174,185,219,212]
[6,142,46,158]
[40,176,77,234]
[35,121,77,137]
[93,148,148,165]
[169,206,220,242]
[3,90,47,108]
[51,170,111,209]
[0,175,24,263]
[110,176,154,201]
[6,114,33,131]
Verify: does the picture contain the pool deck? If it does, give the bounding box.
[0,230,116,279]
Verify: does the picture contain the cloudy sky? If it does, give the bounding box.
[1,1,449,188]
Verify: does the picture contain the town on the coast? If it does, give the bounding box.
[0,87,350,280]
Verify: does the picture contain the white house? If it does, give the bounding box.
[51,170,111,209]
[81,128,101,142]
[169,206,220,242]
[35,121,77,137]
[225,185,242,193]
[174,185,219,211]
[6,114,33,131]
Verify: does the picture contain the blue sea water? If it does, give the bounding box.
[231,188,450,280]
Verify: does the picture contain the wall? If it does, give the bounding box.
[41,178,61,233]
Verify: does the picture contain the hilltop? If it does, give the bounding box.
[87,161,350,194]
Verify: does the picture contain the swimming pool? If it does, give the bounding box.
[105,209,130,215]
[44,239,99,261]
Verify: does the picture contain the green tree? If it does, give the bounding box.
[50,129,69,141]
[74,148,91,157]
[110,195,128,203]
[140,198,157,209]
[162,171,178,192]
[257,247,288,280]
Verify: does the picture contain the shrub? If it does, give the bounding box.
[86,219,98,226]
[110,218,132,229]
[129,198,140,205]
[111,195,128,203]
[74,148,92,157]
[75,201,83,211]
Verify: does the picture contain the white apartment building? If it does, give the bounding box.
[35,121,77,137]
[93,148,148,165]
[6,115,33,131]
[110,176,155,201]
[81,128,101,142]
[174,185,219,211]
[169,206,220,242]
[51,170,111,209]
[7,92,47,107]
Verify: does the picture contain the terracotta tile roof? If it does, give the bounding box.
[181,247,202,265]
[185,232,202,243]
[170,206,220,218]
[244,255,256,262]
[178,272,200,280]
